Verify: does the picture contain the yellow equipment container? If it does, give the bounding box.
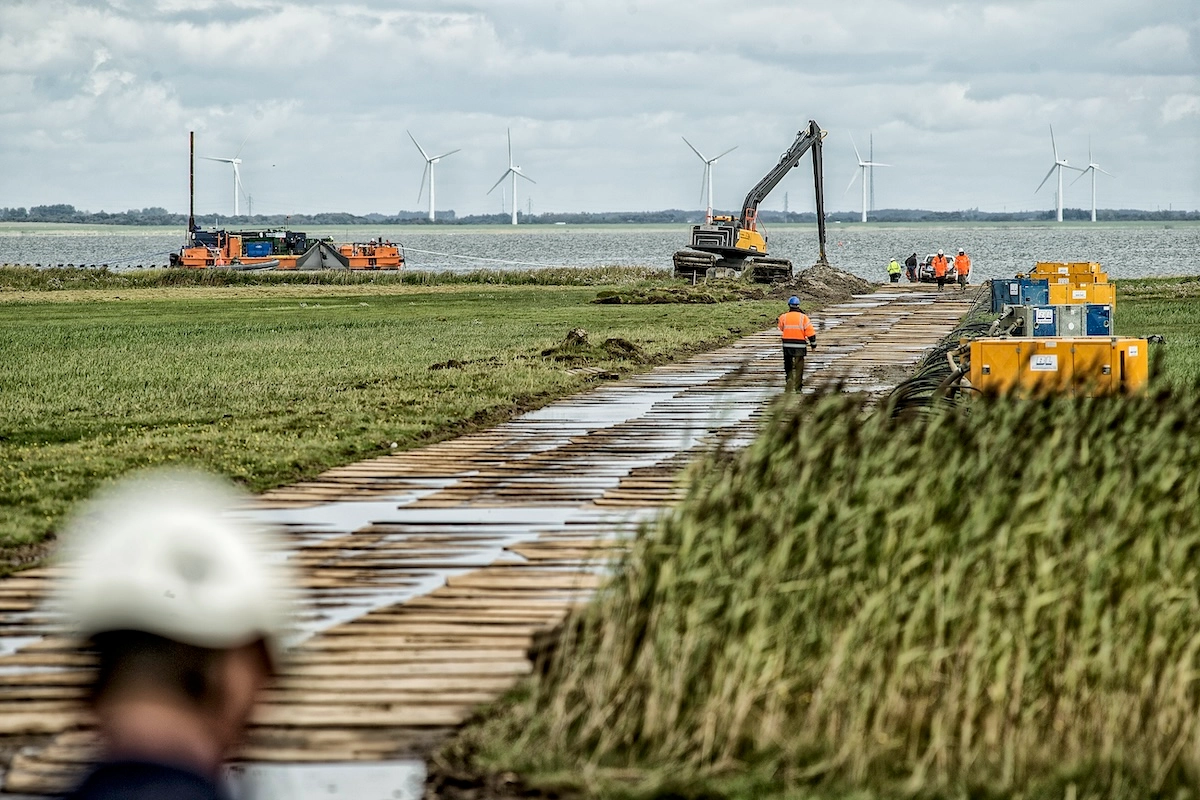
[1048,282,1117,308]
[1033,261,1105,277]
[967,337,1148,397]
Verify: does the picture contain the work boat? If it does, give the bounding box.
[169,227,405,270]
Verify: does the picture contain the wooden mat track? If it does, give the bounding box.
[0,286,976,794]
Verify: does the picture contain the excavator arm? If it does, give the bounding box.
[739,119,828,266]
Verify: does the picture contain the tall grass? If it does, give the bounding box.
[460,388,1200,798]
[0,265,665,291]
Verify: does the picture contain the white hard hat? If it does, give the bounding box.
[938,249,944,255]
[958,248,965,253]
[55,470,294,663]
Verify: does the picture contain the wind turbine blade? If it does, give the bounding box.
[699,164,708,206]
[431,148,460,161]
[417,162,429,203]
[681,136,706,161]
[407,130,430,161]
[1069,167,1090,187]
[515,170,536,185]
[200,156,233,163]
[849,134,863,164]
[863,162,892,167]
[487,170,512,195]
[1096,167,1115,178]
[1049,124,1058,161]
[843,168,861,197]
[711,145,738,162]
[1035,163,1057,193]
[233,136,249,160]
[1061,163,1084,172]
[507,128,513,168]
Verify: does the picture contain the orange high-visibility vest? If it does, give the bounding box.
[954,253,971,275]
[778,311,816,343]
[932,255,948,277]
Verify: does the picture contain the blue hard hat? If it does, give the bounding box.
[788,296,800,307]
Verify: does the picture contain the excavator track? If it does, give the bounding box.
[672,249,719,281]
[673,250,793,284]
[745,257,793,284]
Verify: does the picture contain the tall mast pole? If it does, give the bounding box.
[188,131,195,243]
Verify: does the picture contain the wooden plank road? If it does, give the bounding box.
[0,285,977,794]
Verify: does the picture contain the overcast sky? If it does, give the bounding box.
[1,0,1197,217]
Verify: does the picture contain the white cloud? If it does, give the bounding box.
[0,0,1196,214]
[1162,93,1200,123]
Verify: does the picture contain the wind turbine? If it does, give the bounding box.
[1034,125,1082,223]
[681,137,737,224]
[1070,137,1113,223]
[844,134,889,223]
[201,139,248,217]
[408,130,460,222]
[487,129,534,226]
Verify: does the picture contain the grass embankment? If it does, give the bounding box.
[1116,276,1200,384]
[0,265,663,291]
[439,277,1200,799]
[0,267,780,568]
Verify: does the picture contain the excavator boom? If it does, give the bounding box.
[739,120,827,266]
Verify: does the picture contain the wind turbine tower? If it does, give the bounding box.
[488,129,535,226]
[1034,125,1082,223]
[682,137,737,224]
[869,133,875,213]
[845,134,889,223]
[408,131,460,222]
[1070,137,1113,223]
[201,141,247,217]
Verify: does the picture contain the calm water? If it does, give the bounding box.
[1,222,1197,283]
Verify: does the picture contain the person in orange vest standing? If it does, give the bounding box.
[954,248,971,291]
[931,249,949,292]
[778,295,817,390]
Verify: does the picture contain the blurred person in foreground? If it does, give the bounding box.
[54,470,294,800]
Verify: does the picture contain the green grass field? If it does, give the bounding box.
[1116,277,1200,385]
[0,268,779,567]
[438,276,1200,800]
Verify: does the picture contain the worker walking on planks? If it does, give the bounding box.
[932,250,949,291]
[954,248,971,291]
[887,258,902,283]
[55,470,294,800]
[778,296,817,390]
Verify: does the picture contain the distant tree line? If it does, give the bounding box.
[1,204,1196,226]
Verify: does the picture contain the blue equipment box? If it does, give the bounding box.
[991,278,1050,312]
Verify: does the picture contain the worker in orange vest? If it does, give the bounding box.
[931,250,949,292]
[954,248,971,291]
[777,296,817,389]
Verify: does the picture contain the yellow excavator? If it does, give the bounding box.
[673,119,829,283]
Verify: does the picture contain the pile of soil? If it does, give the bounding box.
[540,329,646,364]
[593,284,765,305]
[771,262,876,305]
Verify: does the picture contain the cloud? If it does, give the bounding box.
[0,0,1196,214]
[1162,93,1200,123]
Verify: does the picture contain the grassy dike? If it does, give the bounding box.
[0,267,781,569]
[435,277,1200,800]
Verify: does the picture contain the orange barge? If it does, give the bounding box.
[169,228,404,270]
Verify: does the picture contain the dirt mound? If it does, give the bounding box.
[594,284,765,305]
[772,263,876,305]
